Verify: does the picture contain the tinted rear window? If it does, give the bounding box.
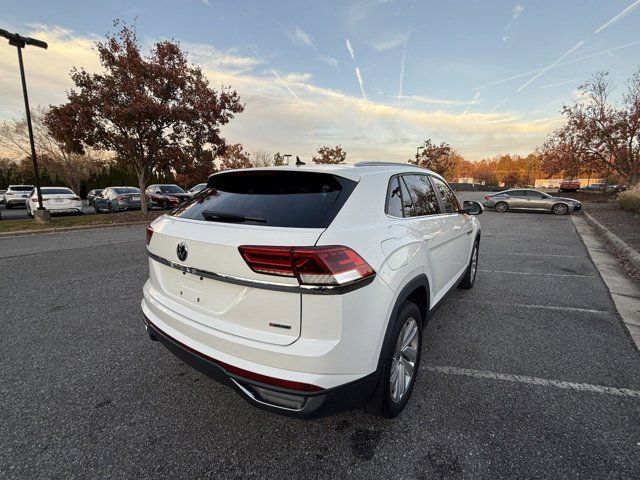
[171,170,358,228]
[159,185,185,193]
[114,188,140,194]
[11,186,34,191]
[42,188,74,195]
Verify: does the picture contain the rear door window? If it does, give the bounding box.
[401,174,440,217]
[171,170,358,228]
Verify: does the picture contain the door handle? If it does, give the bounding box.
[453,225,462,231]
[422,233,436,241]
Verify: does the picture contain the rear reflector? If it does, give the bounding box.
[239,245,375,286]
[145,225,154,246]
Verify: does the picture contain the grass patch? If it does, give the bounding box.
[0,211,163,234]
[619,185,640,214]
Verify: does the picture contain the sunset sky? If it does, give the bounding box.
[2,0,640,162]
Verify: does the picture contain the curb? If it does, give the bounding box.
[583,211,640,271]
[0,220,150,238]
[572,216,640,350]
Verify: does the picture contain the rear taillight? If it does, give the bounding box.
[145,225,154,246]
[238,245,375,286]
[117,195,126,201]
[31,197,48,202]
[6,192,14,196]
[484,195,491,200]
[71,196,81,201]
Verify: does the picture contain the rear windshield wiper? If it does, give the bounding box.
[201,210,266,224]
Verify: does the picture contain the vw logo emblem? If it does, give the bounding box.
[176,242,188,262]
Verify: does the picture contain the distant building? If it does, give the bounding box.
[455,177,476,184]
[534,178,603,188]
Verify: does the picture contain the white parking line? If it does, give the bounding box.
[455,298,611,315]
[482,252,582,258]
[478,269,595,278]
[426,365,640,399]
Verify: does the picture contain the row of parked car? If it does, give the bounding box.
[1,183,209,216]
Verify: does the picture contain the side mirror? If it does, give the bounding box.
[461,200,483,215]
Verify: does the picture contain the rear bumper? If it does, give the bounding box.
[143,315,378,419]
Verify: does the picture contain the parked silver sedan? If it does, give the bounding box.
[483,189,582,215]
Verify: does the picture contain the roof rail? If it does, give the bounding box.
[355,161,419,168]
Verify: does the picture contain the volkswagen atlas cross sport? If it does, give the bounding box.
[142,163,483,418]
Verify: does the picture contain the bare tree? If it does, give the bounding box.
[251,149,273,167]
[0,107,105,194]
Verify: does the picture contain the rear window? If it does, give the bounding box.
[41,188,74,195]
[159,185,185,193]
[171,170,358,228]
[10,186,34,191]
[114,188,140,194]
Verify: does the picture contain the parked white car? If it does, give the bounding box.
[26,187,83,216]
[142,163,482,418]
[3,184,35,208]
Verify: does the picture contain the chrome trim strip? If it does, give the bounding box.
[147,250,375,295]
[230,379,306,412]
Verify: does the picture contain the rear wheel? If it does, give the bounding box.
[5,202,12,209]
[381,301,423,418]
[459,240,479,289]
[495,201,508,213]
[552,203,569,215]
[162,199,169,210]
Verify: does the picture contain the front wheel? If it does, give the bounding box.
[459,240,479,289]
[380,301,423,418]
[552,203,569,215]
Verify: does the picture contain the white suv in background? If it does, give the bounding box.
[142,163,482,418]
[3,184,35,208]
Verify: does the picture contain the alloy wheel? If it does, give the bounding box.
[553,204,568,215]
[390,317,419,403]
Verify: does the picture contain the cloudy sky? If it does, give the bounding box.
[1,0,640,162]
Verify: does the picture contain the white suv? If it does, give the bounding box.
[142,163,482,418]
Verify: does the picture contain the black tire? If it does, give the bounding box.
[495,201,508,213]
[380,301,423,418]
[459,240,479,289]
[162,199,169,210]
[108,202,114,213]
[5,202,12,209]
[552,203,569,215]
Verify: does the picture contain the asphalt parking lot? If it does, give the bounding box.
[1,193,639,479]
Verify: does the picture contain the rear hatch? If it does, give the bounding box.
[147,169,358,346]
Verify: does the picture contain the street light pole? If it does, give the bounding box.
[0,29,48,214]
